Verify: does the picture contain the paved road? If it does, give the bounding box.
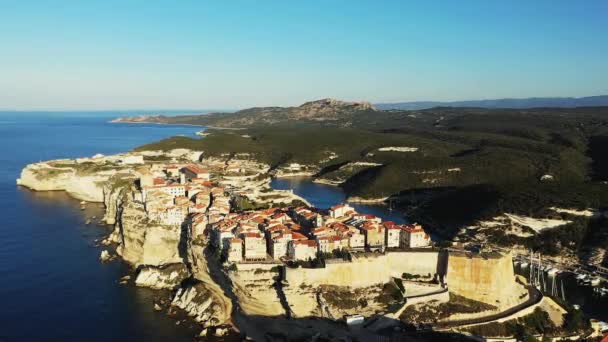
[432,286,543,328]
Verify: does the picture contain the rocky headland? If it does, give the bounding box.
[17,146,586,341]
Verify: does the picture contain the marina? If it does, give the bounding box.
[512,251,608,322]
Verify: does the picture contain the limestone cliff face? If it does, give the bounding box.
[446,252,527,308]
[115,195,184,267]
[102,182,125,225]
[135,263,189,290]
[227,264,285,316]
[17,163,113,202]
[172,282,231,327]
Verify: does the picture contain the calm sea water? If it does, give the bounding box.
[270,177,408,224]
[0,112,202,342]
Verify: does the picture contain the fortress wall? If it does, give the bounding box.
[285,251,440,288]
[446,252,527,308]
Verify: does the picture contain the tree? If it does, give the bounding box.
[563,309,589,333]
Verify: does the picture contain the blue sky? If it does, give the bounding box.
[0,0,606,110]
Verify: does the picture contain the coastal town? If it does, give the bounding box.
[138,159,431,265]
[16,150,608,341]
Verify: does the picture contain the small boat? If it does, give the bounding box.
[85,219,91,225]
[547,268,560,276]
[80,201,86,205]
[521,262,530,268]
[576,273,588,281]
[590,277,602,286]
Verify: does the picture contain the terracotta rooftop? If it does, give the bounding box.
[244,232,262,239]
[330,204,346,210]
[294,240,318,247]
[184,164,209,174]
[291,232,308,240]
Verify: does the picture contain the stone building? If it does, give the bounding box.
[400,224,430,248]
[243,232,266,260]
[288,240,318,261]
[227,238,243,263]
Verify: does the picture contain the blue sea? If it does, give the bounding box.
[0,112,203,342]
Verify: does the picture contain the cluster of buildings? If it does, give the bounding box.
[139,164,230,227]
[212,203,431,264]
[136,162,431,265]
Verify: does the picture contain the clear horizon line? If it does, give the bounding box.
[1,93,607,112]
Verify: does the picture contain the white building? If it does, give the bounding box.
[227,238,243,262]
[329,204,354,219]
[348,232,365,250]
[386,226,401,248]
[317,236,342,254]
[400,224,431,248]
[243,232,266,260]
[143,183,186,201]
[288,240,318,261]
[159,206,187,226]
[270,235,290,259]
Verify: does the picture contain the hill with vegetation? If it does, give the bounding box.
[131,102,608,265]
[113,98,376,128]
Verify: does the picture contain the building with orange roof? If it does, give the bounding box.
[191,214,209,237]
[317,235,345,254]
[385,223,402,248]
[182,164,210,181]
[329,203,355,219]
[400,224,431,248]
[291,232,308,241]
[359,221,385,250]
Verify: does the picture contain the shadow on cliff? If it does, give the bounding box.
[225,313,478,342]
[179,221,190,267]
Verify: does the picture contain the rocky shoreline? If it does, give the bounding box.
[17,152,240,338]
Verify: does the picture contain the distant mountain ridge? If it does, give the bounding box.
[375,95,608,110]
[112,96,608,129]
[112,98,377,127]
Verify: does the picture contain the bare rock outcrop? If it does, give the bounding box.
[135,263,190,290]
[17,162,113,202]
[171,282,230,327]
